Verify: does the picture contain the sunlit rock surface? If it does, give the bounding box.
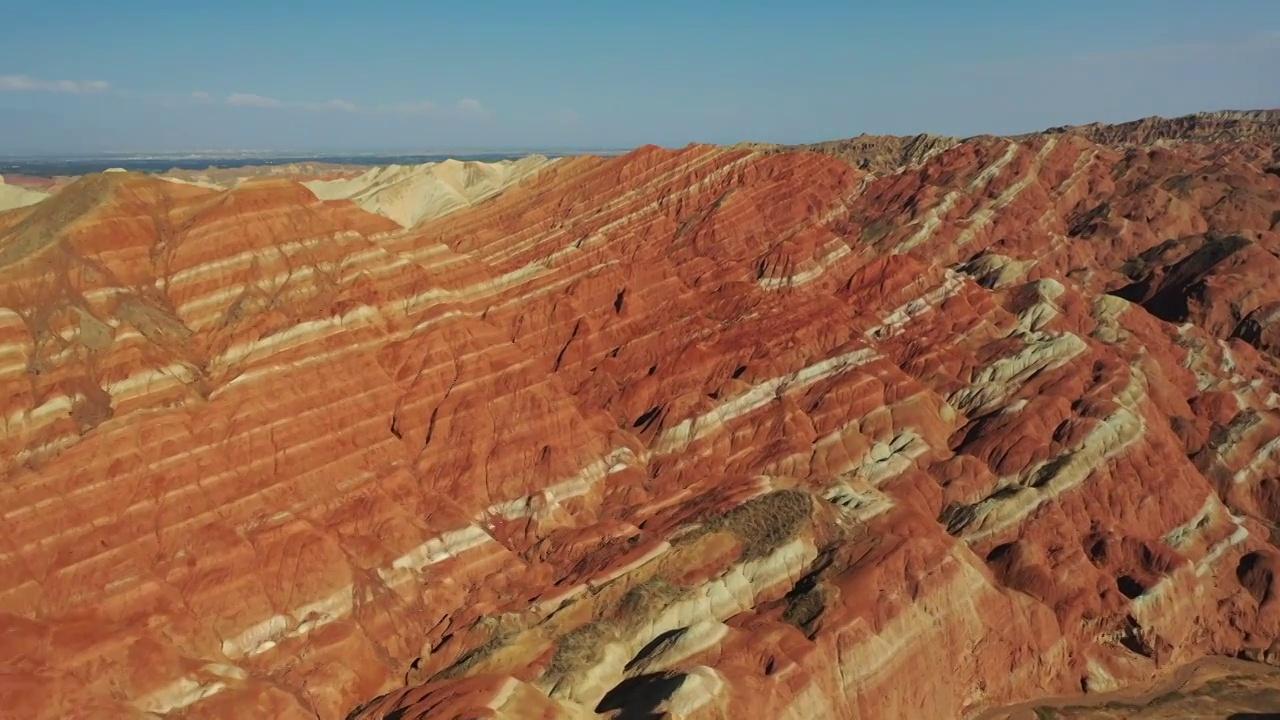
[1,116,1279,720]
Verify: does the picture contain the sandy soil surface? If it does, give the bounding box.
[0,177,49,211]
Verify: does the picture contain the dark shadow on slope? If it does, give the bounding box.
[1109,234,1251,322]
[595,672,687,720]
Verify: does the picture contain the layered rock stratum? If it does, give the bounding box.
[1,110,1280,720]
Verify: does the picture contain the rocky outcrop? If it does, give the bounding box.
[771,132,959,174]
[0,119,1279,720]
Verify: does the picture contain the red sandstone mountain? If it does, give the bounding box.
[1,111,1280,720]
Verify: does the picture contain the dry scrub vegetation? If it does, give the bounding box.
[704,489,812,560]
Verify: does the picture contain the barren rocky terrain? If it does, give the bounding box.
[1030,110,1280,148]
[1,110,1279,719]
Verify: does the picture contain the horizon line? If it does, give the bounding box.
[0,147,636,160]
[3,106,1277,161]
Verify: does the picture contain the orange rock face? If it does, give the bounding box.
[2,120,1280,720]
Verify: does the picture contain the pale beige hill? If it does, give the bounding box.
[156,175,223,190]
[0,175,50,212]
[161,161,372,188]
[304,154,557,227]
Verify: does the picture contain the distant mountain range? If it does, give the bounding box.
[767,108,1280,173]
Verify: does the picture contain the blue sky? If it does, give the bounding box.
[1,0,1277,154]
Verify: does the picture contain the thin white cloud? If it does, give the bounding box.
[383,100,440,116]
[10,78,489,121]
[373,98,491,120]
[222,94,473,117]
[557,108,581,126]
[226,92,286,108]
[303,98,359,112]
[456,98,490,120]
[0,74,110,93]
